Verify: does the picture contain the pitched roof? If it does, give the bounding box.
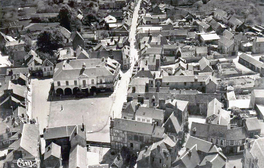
[122,101,136,114]
[44,142,61,160]
[199,57,212,71]
[165,99,188,112]
[44,125,76,140]
[53,58,119,81]
[162,75,214,84]
[249,137,264,168]
[163,113,181,134]
[199,153,226,168]
[185,136,219,153]
[173,145,200,168]
[207,98,222,118]
[134,70,154,79]
[136,106,164,121]
[239,53,264,68]
[252,89,264,98]
[200,34,220,41]
[245,118,261,131]
[113,118,163,137]
[69,145,87,168]
[20,124,39,158]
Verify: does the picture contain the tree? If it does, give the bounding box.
[58,5,72,31]
[37,29,64,54]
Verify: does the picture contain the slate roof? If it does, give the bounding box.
[134,70,154,79]
[53,58,119,81]
[122,101,136,114]
[44,125,76,140]
[165,99,188,112]
[136,106,164,121]
[44,142,61,160]
[207,98,222,118]
[8,81,26,98]
[199,153,226,168]
[191,122,246,140]
[199,57,212,71]
[20,124,39,158]
[245,118,261,131]
[248,137,264,168]
[239,54,264,68]
[162,75,216,84]
[173,145,200,168]
[200,34,220,41]
[163,113,181,134]
[252,89,264,98]
[69,145,87,168]
[113,118,163,137]
[185,136,219,153]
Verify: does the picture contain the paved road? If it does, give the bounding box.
[30,78,52,134]
[110,0,142,119]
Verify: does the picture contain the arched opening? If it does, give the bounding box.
[56,88,63,95]
[73,87,80,95]
[64,88,72,95]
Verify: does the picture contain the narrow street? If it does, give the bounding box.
[110,0,142,119]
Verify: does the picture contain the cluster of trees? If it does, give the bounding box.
[58,4,82,31]
[36,28,64,55]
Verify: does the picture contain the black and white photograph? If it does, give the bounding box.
[0,0,264,167]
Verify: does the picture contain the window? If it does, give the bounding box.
[221,140,224,146]
[184,82,187,86]
[44,68,46,71]
[100,79,103,83]
[50,67,52,70]
[66,81,69,86]
[132,87,136,93]
[142,119,145,122]
[134,135,138,141]
[91,79,94,84]
[74,80,77,85]
[57,81,60,86]
[83,80,86,87]
[147,119,150,123]
[137,118,141,121]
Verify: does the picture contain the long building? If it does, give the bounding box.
[53,57,120,95]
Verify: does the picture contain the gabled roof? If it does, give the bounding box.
[8,81,26,98]
[165,99,188,112]
[185,136,219,153]
[53,58,119,81]
[122,101,136,114]
[163,113,181,134]
[136,106,164,121]
[200,33,220,41]
[113,118,163,137]
[207,98,222,118]
[245,118,261,131]
[134,70,154,79]
[173,145,200,168]
[44,142,61,160]
[69,145,87,168]
[199,153,227,168]
[24,50,43,66]
[219,36,234,48]
[20,124,39,158]
[44,125,76,140]
[199,57,212,71]
[76,46,90,59]
[42,59,54,67]
[249,137,264,168]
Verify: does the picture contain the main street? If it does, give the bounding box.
[110,0,142,119]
